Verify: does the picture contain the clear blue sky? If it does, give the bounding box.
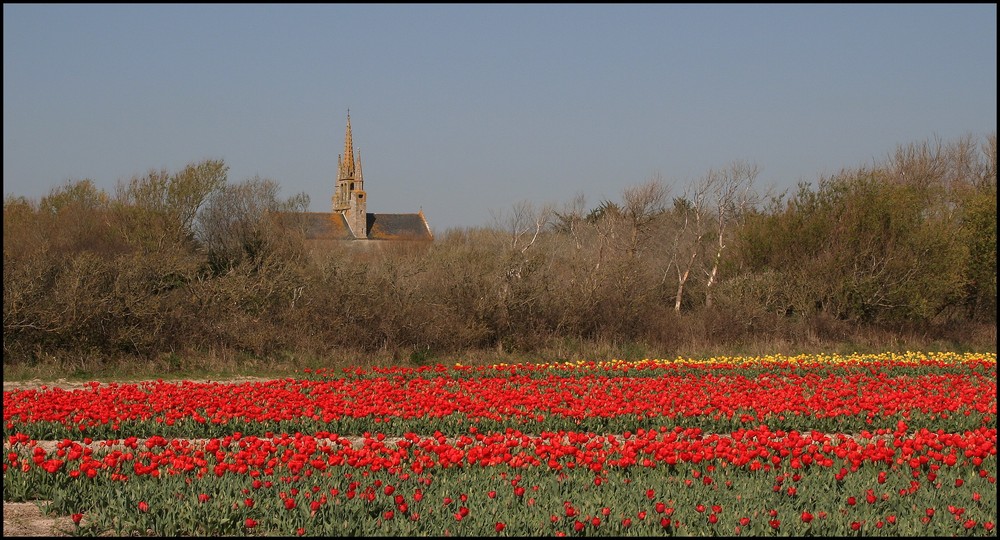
[4,4,996,232]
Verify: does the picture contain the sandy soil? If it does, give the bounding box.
[3,502,76,537]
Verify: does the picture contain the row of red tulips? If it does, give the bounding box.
[6,424,997,482]
[5,360,995,441]
[4,426,996,536]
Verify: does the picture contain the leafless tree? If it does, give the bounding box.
[551,192,588,250]
[620,175,669,259]
[668,178,710,312]
[703,160,759,308]
[196,175,308,271]
[982,133,997,188]
[490,199,554,254]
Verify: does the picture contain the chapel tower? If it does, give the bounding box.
[332,111,367,238]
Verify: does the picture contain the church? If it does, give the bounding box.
[297,113,433,244]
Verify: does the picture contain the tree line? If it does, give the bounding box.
[3,134,995,371]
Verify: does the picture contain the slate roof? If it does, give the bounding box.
[296,212,358,240]
[285,212,433,241]
[366,213,433,241]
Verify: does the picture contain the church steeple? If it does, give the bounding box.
[338,110,356,180]
[332,110,367,238]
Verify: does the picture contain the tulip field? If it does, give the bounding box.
[3,352,997,536]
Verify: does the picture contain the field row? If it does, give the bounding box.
[4,354,995,440]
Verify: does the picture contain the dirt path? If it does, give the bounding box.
[3,376,273,393]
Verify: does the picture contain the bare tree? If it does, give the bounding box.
[196,175,309,272]
[490,199,554,254]
[703,160,759,308]
[620,175,669,258]
[982,133,997,188]
[667,182,709,312]
[551,192,588,250]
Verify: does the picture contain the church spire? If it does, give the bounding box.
[339,110,356,179]
[332,110,367,238]
[356,150,363,184]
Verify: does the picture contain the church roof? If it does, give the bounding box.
[296,212,358,240]
[288,211,432,241]
[366,212,433,241]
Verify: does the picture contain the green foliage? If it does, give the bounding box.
[409,347,435,366]
[958,183,998,320]
[732,135,994,328]
[112,159,228,252]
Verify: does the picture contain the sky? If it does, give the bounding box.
[4,4,997,233]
